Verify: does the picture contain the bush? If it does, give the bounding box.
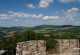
[46,38,58,50]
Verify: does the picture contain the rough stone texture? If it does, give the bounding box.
[16,39,80,55]
[48,39,80,55]
[57,39,79,55]
[16,40,46,55]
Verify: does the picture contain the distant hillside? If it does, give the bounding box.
[0,27,26,38]
[0,25,80,38]
[0,25,80,41]
[33,25,80,30]
[0,25,80,32]
[31,25,80,34]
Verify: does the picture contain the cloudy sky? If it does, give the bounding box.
[0,0,80,27]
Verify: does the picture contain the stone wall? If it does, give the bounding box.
[16,39,80,55]
[57,39,79,55]
[48,39,80,55]
[16,40,46,55]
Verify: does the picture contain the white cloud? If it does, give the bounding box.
[29,13,62,20]
[58,8,80,25]
[0,11,32,20]
[39,0,53,8]
[13,12,32,18]
[0,11,62,21]
[0,14,14,19]
[32,14,43,19]
[26,4,35,8]
[0,8,79,25]
[60,0,77,3]
[31,14,61,20]
[43,16,61,20]
[67,8,80,14]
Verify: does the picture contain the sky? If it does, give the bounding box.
[0,0,80,27]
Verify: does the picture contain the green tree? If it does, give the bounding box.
[46,38,58,50]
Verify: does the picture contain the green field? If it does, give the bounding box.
[0,25,80,49]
